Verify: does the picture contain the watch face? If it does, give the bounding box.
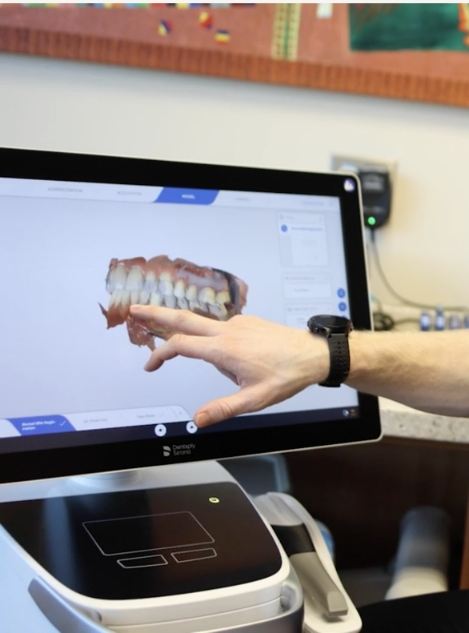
[308,315,352,334]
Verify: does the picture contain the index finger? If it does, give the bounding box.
[129,305,224,336]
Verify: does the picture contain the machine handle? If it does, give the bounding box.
[28,577,109,633]
[290,552,348,617]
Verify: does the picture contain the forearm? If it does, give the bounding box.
[130,305,469,425]
[346,330,469,417]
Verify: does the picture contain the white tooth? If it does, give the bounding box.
[144,271,158,293]
[186,284,198,301]
[216,290,230,305]
[150,292,163,306]
[106,271,115,294]
[139,289,151,304]
[174,279,186,299]
[209,304,228,319]
[177,297,189,310]
[107,266,122,293]
[109,290,118,307]
[111,289,123,306]
[126,265,144,291]
[130,290,140,304]
[120,290,131,306]
[159,274,173,296]
[164,295,176,308]
[113,264,127,291]
[199,287,216,305]
[189,301,201,311]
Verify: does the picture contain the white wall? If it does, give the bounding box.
[1,53,468,309]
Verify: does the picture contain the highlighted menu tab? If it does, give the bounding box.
[8,414,75,436]
[156,188,218,205]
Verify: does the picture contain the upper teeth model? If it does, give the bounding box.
[100,255,248,349]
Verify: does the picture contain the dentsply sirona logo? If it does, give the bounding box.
[162,443,196,457]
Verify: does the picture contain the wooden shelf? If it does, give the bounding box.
[460,491,469,588]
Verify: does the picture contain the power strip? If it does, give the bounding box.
[371,303,469,332]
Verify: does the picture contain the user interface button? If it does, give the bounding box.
[186,421,198,434]
[171,548,217,564]
[154,424,167,437]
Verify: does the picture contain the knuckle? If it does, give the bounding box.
[169,332,185,348]
[173,309,190,326]
[174,309,199,331]
[218,400,236,419]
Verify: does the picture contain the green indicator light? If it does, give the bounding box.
[209,497,220,504]
[367,216,377,227]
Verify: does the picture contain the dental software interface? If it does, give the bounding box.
[0,178,358,451]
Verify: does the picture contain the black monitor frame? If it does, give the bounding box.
[0,147,381,483]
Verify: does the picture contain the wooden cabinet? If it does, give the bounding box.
[285,437,469,585]
[461,493,469,589]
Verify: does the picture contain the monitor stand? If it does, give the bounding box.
[0,461,303,632]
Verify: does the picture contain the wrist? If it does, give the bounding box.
[301,331,330,388]
[346,330,372,386]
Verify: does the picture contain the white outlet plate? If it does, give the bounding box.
[331,154,397,184]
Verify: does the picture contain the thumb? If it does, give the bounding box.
[194,385,269,428]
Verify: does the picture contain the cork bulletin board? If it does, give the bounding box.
[0,3,469,108]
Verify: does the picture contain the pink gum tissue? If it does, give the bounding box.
[100,255,249,347]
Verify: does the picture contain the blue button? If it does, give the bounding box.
[156,188,218,205]
[280,224,288,233]
[338,302,347,312]
[7,414,75,436]
[337,288,346,298]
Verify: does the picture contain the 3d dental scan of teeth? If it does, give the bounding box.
[99,255,249,349]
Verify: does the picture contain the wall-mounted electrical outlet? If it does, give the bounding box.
[331,155,397,229]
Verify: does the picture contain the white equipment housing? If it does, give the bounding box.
[0,461,360,633]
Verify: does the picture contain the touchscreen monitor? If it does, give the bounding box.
[0,148,380,483]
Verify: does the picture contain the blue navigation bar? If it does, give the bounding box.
[156,188,218,205]
[8,414,75,436]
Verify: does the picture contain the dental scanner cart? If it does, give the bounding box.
[0,461,360,633]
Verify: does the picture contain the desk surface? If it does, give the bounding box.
[380,398,469,445]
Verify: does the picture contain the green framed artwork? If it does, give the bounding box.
[350,4,469,52]
[0,3,468,108]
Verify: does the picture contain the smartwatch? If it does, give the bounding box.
[307,315,353,387]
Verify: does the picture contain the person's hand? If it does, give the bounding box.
[130,305,330,428]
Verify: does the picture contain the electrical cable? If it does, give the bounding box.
[372,311,395,331]
[368,229,469,312]
[393,318,421,328]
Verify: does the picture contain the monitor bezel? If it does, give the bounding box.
[0,147,381,484]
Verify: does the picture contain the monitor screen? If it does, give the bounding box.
[0,148,380,483]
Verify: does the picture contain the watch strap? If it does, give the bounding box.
[319,333,351,388]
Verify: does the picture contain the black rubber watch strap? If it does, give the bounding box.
[319,333,351,387]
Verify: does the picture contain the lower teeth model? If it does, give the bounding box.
[100,255,249,349]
